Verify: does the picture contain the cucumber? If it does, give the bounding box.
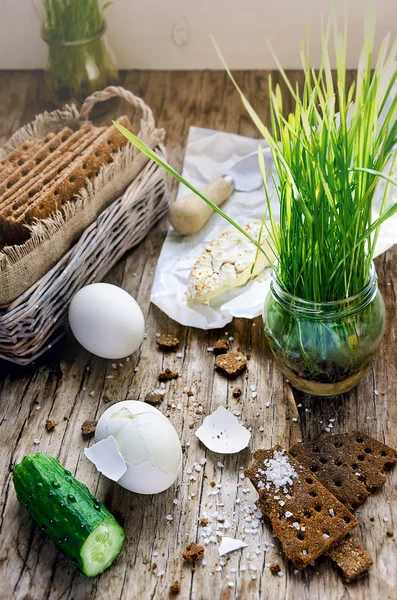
[13,453,125,577]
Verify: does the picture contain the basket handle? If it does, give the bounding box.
[79,85,156,132]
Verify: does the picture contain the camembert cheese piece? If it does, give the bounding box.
[187,221,274,306]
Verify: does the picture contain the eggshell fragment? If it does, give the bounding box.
[84,435,127,481]
[219,537,248,556]
[195,406,251,454]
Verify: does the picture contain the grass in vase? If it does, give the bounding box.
[112,7,397,389]
[41,0,117,104]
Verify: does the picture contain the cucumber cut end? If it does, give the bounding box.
[80,515,125,577]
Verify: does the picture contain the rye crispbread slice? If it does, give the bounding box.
[0,128,101,246]
[17,116,131,223]
[0,136,53,182]
[0,126,97,215]
[325,534,373,583]
[289,432,397,511]
[0,128,73,199]
[0,117,131,246]
[245,446,357,569]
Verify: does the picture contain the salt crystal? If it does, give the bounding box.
[202,559,207,566]
[250,384,256,392]
[111,364,117,369]
[297,403,302,408]
[228,581,234,587]
[293,522,300,530]
[285,511,293,518]
[176,352,183,358]
[249,564,257,571]
[155,333,161,338]
[173,498,179,505]
[302,549,308,556]
[374,390,379,396]
[325,427,330,432]
[323,533,330,539]
[207,347,214,352]
[383,516,389,522]
[263,449,298,491]
[278,571,283,577]
[33,438,40,445]
[35,406,41,410]
[194,465,202,472]
[106,375,114,379]
[126,357,130,362]
[228,336,234,341]
[217,462,224,468]
[292,417,298,422]
[252,391,257,398]
[157,570,165,577]
[165,514,173,521]
[279,500,285,507]
[89,391,95,396]
[153,551,158,557]
[329,508,335,517]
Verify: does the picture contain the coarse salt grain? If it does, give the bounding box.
[165,515,173,521]
[263,450,298,491]
[33,438,40,445]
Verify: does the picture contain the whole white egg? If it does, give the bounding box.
[92,400,182,494]
[69,283,145,359]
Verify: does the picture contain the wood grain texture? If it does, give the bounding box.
[0,70,396,600]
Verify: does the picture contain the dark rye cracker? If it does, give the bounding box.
[0,129,102,246]
[325,534,373,583]
[0,127,103,217]
[16,116,132,225]
[0,128,73,199]
[289,431,397,511]
[0,125,95,211]
[0,136,53,182]
[245,446,357,569]
[0,119,130,246]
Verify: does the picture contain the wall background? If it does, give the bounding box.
[0,0,395,70]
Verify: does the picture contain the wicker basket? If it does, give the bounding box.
[0,88,169,364]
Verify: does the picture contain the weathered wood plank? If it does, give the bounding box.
[0,70,396,600]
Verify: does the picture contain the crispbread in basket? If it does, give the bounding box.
[0,88,169,364]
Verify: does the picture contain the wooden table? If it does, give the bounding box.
[0,70,396,600]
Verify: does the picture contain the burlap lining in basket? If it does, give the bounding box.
[0,98,164,307]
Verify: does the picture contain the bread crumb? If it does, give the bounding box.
[213,339,229,355]
[145,392,164,405]
[232,387,242,398]
[81,420,97,435]
[215,351,247,377]
[270,563,281,575]
[158,368,179,381]
[45,419,58,432]
[182,542,205,563]
[170,581,181,594]
[156,334,179,351]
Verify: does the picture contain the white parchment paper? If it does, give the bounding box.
[151,127,397,330]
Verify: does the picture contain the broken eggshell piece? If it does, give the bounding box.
[195,406,251,454]
[84,435,127,481]
[218,536,248,556]
[85,400,182,494]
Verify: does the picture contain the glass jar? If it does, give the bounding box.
[41,22,119,106]
[263,263,386,396]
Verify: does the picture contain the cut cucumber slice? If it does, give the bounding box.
[80,515,125,577]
